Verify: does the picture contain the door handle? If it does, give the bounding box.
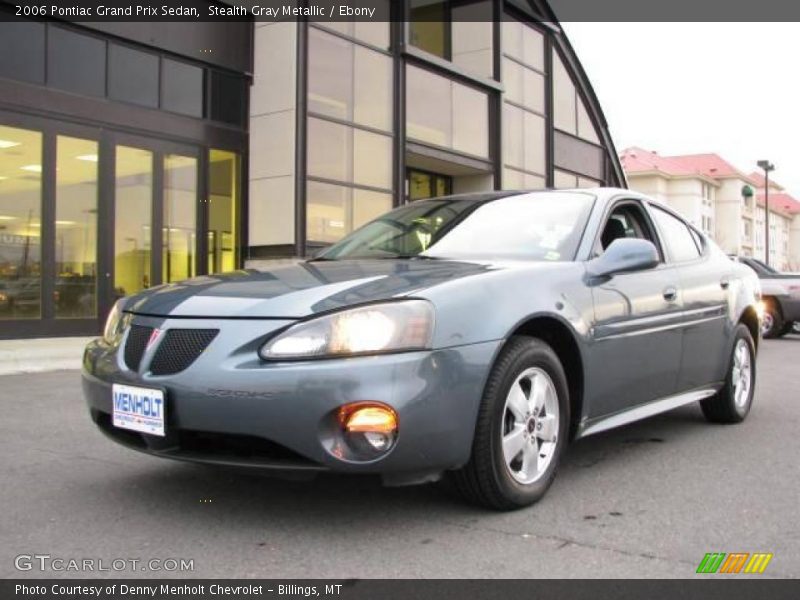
[720,277,730,289]
[663,286,678,302]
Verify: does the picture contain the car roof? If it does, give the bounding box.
[420,187,630,204]
[407,188,679,216]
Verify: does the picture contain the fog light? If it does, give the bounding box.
[338,403,398,456]
[341,405,397,433]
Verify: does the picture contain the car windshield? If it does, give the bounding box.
[316,192,595,262]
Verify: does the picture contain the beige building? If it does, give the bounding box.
[620,147,800,270]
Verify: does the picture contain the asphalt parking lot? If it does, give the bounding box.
[1,337,798,579]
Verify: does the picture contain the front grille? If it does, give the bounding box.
[124,325,154,371]
[91,411,322,469]
[149,328,218,375]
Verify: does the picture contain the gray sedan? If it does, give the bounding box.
[82,189,761,510]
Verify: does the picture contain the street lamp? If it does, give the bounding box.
[757,160,775,266]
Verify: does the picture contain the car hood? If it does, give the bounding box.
[123,259,494,318]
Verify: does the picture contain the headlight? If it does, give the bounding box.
[259,300,434,360]
[102,300,129,345]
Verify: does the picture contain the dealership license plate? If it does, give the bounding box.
[112,384,165,437]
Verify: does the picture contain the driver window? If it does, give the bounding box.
[595,204,658,257]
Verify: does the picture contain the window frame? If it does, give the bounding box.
[408,0,495,80]
[305,23,395,245]
[590,199,664,262]
[405,61,492,161]
[646,202,707,264]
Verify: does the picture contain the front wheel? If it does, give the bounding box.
[700,324,756,423]
[451,336,570,510]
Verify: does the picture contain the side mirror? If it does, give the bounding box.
[586,238,659,278]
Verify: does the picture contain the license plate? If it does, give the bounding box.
[112,384,166,437]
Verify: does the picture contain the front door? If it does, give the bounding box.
[585,201,684,418]
[0,117,105,337]
[648,204,730,391]
[406,169,452,201]
[109,134,201,302]
[0,110,242,339]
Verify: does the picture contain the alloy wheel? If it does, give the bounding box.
[732,338,752,409]
[501,367,559,484]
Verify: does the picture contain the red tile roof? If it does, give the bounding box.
[756,192,800,215]
[619,147,697,177]
[747,171,784,191]
[620,147,757,183]
[621,147,800,217]
[667,153,751,181]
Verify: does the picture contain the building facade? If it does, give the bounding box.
[0,0,624,338]
[247,0,624,260]
[621,147,800,270]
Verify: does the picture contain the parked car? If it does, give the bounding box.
[0,277,41,315]
[83,189,761,510]
[733,256,800,338]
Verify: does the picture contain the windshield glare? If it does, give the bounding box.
[318,192,595,262]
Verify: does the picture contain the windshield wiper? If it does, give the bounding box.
[310,254,440,261]
[306,256,336,262]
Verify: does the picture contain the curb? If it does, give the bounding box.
[0,337,93,376]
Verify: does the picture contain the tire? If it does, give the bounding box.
[451,336,570,510]
[700,324,756,423]
[761,300,783,339]
[778,322,795,337]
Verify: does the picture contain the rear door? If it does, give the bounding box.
[586,199,684,418]
[648,204,730,390]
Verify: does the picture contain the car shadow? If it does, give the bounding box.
[78,404,711,524]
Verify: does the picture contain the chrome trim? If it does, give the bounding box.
[599,315,723,341]
[595,305,725,341]
[579,387,719,438]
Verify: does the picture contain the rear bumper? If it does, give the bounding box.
[82,332,500,484]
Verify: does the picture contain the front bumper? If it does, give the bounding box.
[82,315,500,484]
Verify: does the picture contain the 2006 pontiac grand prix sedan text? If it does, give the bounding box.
[83,189,761,510]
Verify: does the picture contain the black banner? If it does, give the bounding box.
[4,0,800,23]
[3,580,800,600]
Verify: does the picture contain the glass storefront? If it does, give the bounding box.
[407,169,452,201]
[501,17,547,189]
[306,24,394,244]
[0,125,42,320]
[0,17,249,337]
[409,1,494,78]
[208,149,239,274]
[251,7,624,258]
[114,146,153,297]
[0,116,242,336]
[406,64,489,159]
[163,154,197,283]
[55,135,98,318]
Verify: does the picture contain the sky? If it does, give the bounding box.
[562,22,800,196]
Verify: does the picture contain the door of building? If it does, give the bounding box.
[0,111,241,338]
[406,169,452,202]
[109,133,203,304]
[0,115,107,337]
